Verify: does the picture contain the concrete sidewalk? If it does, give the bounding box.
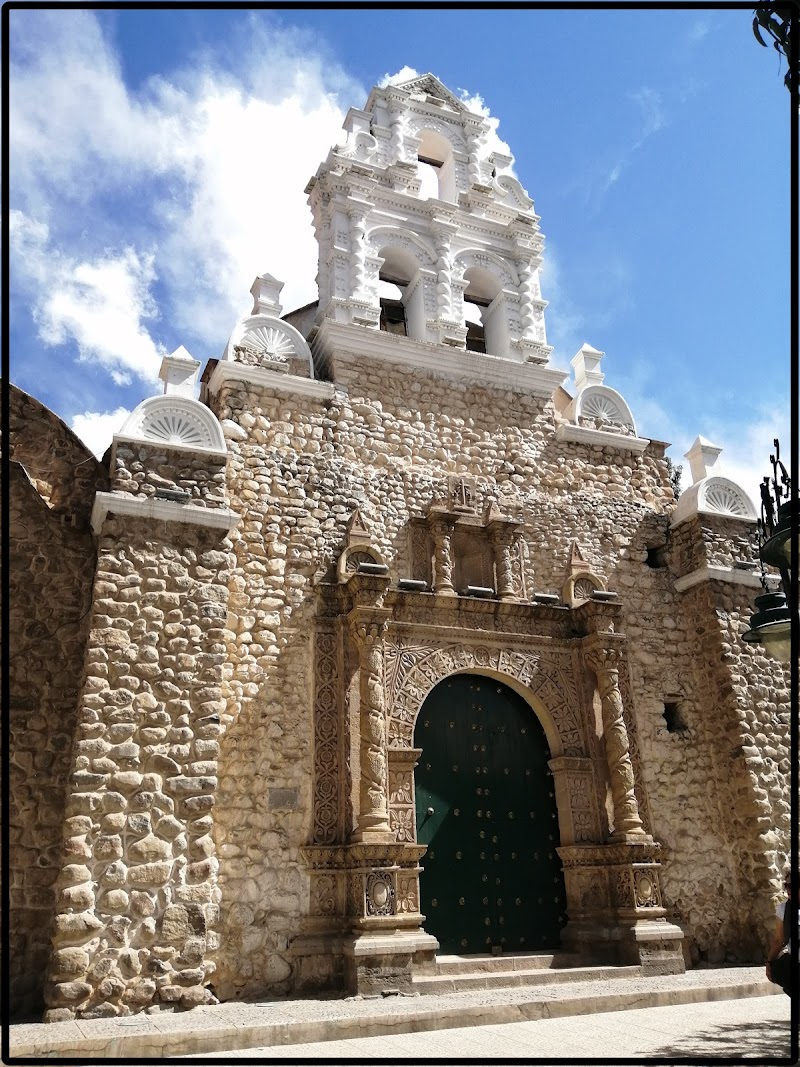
[184,991,792,1061]
[8,966,782,1061]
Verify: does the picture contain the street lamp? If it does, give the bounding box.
[742,440,795,664]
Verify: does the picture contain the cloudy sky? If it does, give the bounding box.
[8,8,790,502]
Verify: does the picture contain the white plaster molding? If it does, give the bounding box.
[674,565,776,592]
[91,492,240,536]
[312,319,567,397]
[671,476,757,527]
[574,385,636,435]
[118,396,227,454]
[206,359,335,401]
[112,434,228,459]
[555,422,650,453]
[222,313,314,375]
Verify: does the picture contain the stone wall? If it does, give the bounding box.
[23,350,787,1016]
[8,387,106,1021]
[203,355,784,996]
[112,443,227,508]
[43,515,234,1020]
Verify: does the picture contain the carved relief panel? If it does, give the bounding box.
[548,756,603,846]
[312,624,344,844]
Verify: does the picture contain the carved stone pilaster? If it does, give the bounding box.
[487,516,521,601]
[430,517,456,595]
[583,638,647,841]
[350,615,393,842]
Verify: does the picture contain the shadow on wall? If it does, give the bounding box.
[8,385,109,1021]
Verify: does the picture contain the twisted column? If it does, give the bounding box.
[352,621,392,840]
[389,107,406,165]
[516,259,537,339]
[585,646,646,839]
[349,212,367,300]
[433,232,452,320]
[490,527,516,601]
[466,127,486,187]
[431,518,456,595]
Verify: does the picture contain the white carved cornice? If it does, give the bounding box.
[206,360,335,401]
[312,319,567,397]
[555,422,650,453]
[673,564,773,592]
[91,492,240,536]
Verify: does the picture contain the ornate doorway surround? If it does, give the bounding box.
[294,509,685,996]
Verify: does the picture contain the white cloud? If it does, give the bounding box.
[71,407,132,458]
[538,248,585,372]
[687,16,712,45]
[692,402,790,511]
[9,11,365,386]
[9,209,164,386]
[379,65,419,87]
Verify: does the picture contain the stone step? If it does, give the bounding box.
[432,951,593,975]
[414,963,642,994]
[9,968,777,1060]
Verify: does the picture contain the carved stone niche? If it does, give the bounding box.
[402,498,522,600]
[557,842,685,975]
[337,508,389,583]
[562,541,606,608]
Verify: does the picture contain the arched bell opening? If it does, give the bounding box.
[461,266,506,357]
[412,672,568,955]
[415,127,457,203]
[374,244,427,341]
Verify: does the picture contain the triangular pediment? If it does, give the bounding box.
[394,73,467,112]
[565,540,591,576]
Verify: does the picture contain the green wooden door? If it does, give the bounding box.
[414,674,567,954]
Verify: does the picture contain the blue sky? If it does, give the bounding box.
[8,7,791,501]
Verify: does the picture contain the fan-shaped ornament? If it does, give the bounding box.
[572,577,596,602]
[141,407,211,448]
[581,393,623,425]
[702,482,751,517]
[240,325,295,365]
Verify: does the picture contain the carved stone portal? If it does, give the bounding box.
[304,567,682,995]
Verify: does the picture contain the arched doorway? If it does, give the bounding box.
[414,673,567,954]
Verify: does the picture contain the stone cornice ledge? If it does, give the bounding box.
[314,319,567,397]
[556,422,650,453]
[91,492,240,536]
[206,360,335,401]
[673,564,778,592]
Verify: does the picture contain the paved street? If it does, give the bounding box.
[185,993,791,1061]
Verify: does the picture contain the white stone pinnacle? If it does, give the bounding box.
[571,343,605,391]
[685,435,723,484]
[159,346,200,398]
[250,273,285,317]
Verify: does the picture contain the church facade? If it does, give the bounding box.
[9,75,790,1022]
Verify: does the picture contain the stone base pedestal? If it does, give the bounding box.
[558,841,685,976]
[343,930,439,997]
[560,917,685,975]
